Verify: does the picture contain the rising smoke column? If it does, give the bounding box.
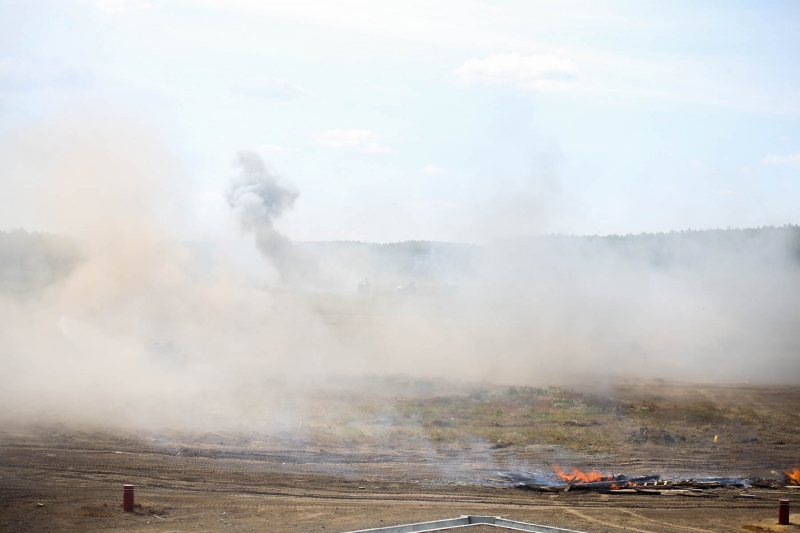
[227,151,315,286]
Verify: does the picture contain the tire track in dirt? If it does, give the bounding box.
[617,509,717,533]
[565,508,662,533]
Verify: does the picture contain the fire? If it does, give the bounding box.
[785,465,800,485]
[553,464,613,484]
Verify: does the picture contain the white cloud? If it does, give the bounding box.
[259,144,299,153]
[776,136,790,141]
[453,53,580,91]
[762,154,800,169]
[81,1,796,114]
[717,190,736,196]
[416,201,458,209]
[188,0,525,50]
[234,77,313,99]
[89,0,157,12]
[308,129,392,154]
[0,57,93,92]
[421,164,445,174]
[688,158,706,172]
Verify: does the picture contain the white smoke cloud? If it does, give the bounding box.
[1,117,799,437]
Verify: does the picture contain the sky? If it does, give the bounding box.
[1,0,799,244]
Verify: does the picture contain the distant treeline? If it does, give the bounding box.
[2,226,798,294]
[500,225,800,268]
[304,225,800,281]
[0,229,82,295]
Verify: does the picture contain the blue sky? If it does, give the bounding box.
[1,0,799,243]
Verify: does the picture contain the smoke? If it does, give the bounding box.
[227,151,317,286]
[0,117,799,437]
[227,151,296,240]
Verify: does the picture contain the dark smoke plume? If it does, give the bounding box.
[228,152,298,229]
[227,151,315,285]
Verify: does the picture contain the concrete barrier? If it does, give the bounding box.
[341,515,587,533]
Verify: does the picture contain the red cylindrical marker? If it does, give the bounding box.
[123,484,135,512]
[778,499,790,525]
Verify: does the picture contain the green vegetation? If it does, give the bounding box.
[298,380,800,454]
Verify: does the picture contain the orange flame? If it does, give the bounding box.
[785,465,800,485]
[553,464,613,484]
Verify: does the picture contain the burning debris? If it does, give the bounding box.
[785,465,800,485]
[491,465,798,494]
[494,466,661,493]
[553,464,616,484]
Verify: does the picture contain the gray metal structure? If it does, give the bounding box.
[342,515,587,533]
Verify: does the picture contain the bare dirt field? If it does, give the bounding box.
[2,380,800,532]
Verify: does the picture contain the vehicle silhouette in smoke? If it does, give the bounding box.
[397,281,416,295]
[357,278,370,294]
[147,340,187,366]
[443,278,460,295]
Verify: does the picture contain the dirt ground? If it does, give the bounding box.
[2,381,800,532]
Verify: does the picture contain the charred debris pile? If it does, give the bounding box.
[492,465,800,495]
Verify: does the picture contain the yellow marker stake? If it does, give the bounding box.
[714,435,718,443]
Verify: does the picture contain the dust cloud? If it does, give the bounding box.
[0,120,799,434]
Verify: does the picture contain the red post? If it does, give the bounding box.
[123,484,134,512]
[779,499,790,525]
